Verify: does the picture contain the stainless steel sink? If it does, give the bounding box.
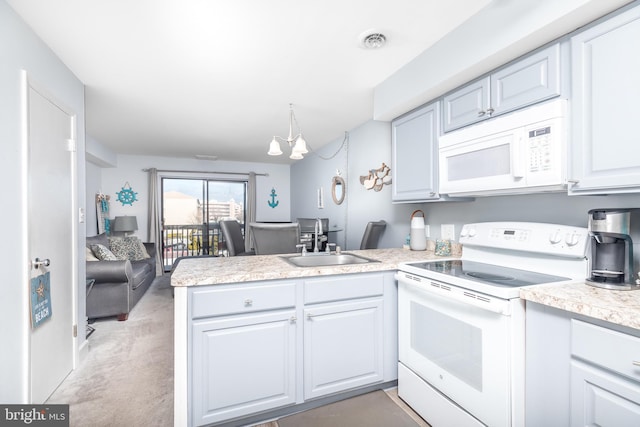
[281,253,378,267]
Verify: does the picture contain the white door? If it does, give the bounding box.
[303,299,384,399]
[192,311,297,425]
[27,81,76,403]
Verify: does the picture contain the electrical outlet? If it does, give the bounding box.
[441,224,455,240]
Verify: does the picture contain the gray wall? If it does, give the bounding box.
[87,149,292,241]
[0,1,86,402]
[292,120,422,250]
[291,119,640,250]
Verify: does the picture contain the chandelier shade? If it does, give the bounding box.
[268,137,283,156]
[267,103,309,160]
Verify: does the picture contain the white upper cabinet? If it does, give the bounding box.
[442,78,490,132]
[569,4,640,195]
[443,43,563,133]
[391,101,441,202]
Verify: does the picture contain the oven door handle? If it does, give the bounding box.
[398,275,511,316]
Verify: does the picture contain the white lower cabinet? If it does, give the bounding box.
[571,360,640,427]
[191,310,297,426]
[303,298,384,399]
[526,302,640,427]
[570,319,640,427]
[187,272,396,426]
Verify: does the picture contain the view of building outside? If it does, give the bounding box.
[161,178,247,267]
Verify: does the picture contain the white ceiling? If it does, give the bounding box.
[7,0,494,164]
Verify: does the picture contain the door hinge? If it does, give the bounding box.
[66,138,76,152]
[73,324,78,338]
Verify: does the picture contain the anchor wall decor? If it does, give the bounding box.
[268,188,279,208]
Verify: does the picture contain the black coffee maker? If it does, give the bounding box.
[587,209,640,290]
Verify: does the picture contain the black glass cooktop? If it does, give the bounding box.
[406,260,570,288]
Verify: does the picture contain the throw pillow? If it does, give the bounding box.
[109,236,149,261]
[86,246,99,261]
[91,244,118,261]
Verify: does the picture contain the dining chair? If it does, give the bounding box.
[360,220,387,249]
[219,220,254,256]
[249,222,301,255]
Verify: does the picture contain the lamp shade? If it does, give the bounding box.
[113,216,138,232]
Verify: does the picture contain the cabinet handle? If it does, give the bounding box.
[486,107,495,116]
[290,316,297,324]
[567,179,580,185]
[306,313,314,320]
[633,361,640,367]
[477,110,486,117]
[244,299,253,307]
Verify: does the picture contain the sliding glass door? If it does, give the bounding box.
[161,177,247,270]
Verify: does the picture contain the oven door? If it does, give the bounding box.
[398,274,514,427]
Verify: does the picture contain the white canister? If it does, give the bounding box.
[410,210,427,251]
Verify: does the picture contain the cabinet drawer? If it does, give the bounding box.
[304,273,384,304]
[571,319,640,381]
[191,282,296,318]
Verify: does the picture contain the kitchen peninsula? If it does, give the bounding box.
[172,247,640,427]
[171,248,442,427]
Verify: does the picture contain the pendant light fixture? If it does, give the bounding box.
[267,103,309,160]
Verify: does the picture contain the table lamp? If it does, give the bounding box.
[113,216,138,236]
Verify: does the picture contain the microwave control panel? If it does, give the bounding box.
[527,125,553,172]
[524,117,564,184]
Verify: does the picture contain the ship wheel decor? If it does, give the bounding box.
[115,182,138,206]
[360,162,392,192]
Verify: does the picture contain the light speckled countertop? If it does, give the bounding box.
[171,247,640,331]
[170,248,446,287]
[520,283,640,330]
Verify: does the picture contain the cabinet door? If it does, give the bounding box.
[571,360,640,427]
[391,102,440,202]
[192,311,297,426]
[491,43,561,116]
[443,77,490,132]
[570,6,640,194]
[304,298,384,399]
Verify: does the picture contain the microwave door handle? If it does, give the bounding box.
[512,135,525,180]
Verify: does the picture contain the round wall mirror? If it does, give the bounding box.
[331,176,346,205]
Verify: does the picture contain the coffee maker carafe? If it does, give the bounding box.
[587,209,640,290]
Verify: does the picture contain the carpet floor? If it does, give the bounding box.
[47,275,175,427]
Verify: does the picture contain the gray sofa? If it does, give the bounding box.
[86,234,156,321]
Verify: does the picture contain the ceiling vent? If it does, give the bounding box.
[360,31,387,49]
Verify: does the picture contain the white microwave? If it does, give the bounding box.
[438,99,568,196]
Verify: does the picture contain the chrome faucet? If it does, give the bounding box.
[314,218,323,252]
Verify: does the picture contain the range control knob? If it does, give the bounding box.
[468,227,477,237]
[565,232,581,247]
[549,230,562,244]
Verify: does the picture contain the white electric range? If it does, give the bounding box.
[397,222,589,427]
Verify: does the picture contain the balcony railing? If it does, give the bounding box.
[162,223,231,270]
